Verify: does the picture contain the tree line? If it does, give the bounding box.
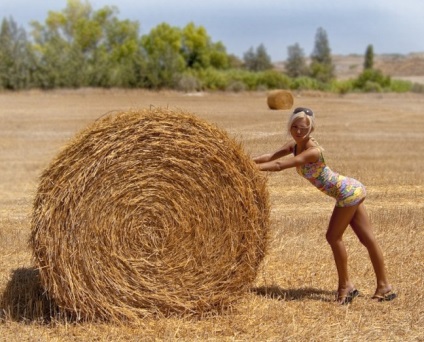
[0,0,419,93]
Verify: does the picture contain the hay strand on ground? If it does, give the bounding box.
[267,90,294,110]
[29,107,270,322]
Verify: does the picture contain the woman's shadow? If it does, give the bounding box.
[251,285,335,302]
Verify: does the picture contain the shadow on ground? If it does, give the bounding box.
[0,267,59,323]
[251,285,335,302]
[1,269,336,323]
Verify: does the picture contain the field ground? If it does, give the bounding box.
[0,89,423,340]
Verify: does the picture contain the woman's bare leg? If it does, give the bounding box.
[349,203,393,297]
[326,204,359,302]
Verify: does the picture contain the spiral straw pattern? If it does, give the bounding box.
[30,107,270,321]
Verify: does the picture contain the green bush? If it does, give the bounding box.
[226,69,257,90]
[175,73,201,92]
[330,79,354,94]
[363,81,383,93]
[389,79,412,93]
[290,76,322,91]
[226,81,246,92]
[195,69,291,92]
[354,69,390,91]
[195,68,228,90]
[256,70,291,90]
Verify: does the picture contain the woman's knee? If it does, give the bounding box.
[326,230,342,245]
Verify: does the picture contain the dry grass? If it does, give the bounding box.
[1,89,423,340]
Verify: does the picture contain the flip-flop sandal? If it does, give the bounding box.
[338,289,360,305]
[372,291,397,302]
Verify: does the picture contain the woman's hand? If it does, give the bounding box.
[253,142,294,165]
[253,154,272,164]
[257,147,320,172]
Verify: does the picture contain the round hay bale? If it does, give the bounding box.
[30,107,270,321]
[267,89,294,110]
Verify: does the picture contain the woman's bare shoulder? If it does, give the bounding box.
[307,137,324,151]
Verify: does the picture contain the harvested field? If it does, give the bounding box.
[1,89,423,340]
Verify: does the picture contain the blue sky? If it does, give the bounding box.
[1,0,423,61]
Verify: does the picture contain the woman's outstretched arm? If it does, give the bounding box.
[257,147,320,172]
[253,141,294,164]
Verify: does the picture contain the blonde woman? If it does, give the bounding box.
[254,107,396,304]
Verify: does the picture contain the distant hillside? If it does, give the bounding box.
[333,52,424,78]
[275,52,424,84]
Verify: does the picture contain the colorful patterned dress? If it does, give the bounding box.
[295,146,366,207]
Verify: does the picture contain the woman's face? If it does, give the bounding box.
[290,117,311,143]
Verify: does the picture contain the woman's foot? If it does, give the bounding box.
[337,287,360,305]
[372,287,397,302]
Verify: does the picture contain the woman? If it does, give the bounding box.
[254,107,396,304]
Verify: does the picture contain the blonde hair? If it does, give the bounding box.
[286,107,316,137]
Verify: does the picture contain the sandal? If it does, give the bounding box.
[372,290,397,302]
[338,289,360,305]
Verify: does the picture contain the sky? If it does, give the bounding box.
[1,0,423,61]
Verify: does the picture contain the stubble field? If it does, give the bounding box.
[0,89,423,341]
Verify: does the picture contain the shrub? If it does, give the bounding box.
[226,80,246,92]
[290,76,322,91]
[228,70,257,90]
[176,73,200,92]
[363,81,383,93]
[256,70,291,90]
[330,79,354,94]
[389,79,412,93]
[196,68,229,91]
[354,69,390,91]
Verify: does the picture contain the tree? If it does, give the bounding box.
[243,47,255,70]
[0,17,35,89]
[285,43,308,78]
[30,0,142,88]
[227,53,243,69]
[31,0,96,87]
[309,27,334,83]
[180,22,229,70]
[91,12,143,87]
[141,23,186,88]
[355,45,390,92]
[243,44,273,72]
[363,44,374,70]
[180,23,209,69]
[208,41,229,69]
